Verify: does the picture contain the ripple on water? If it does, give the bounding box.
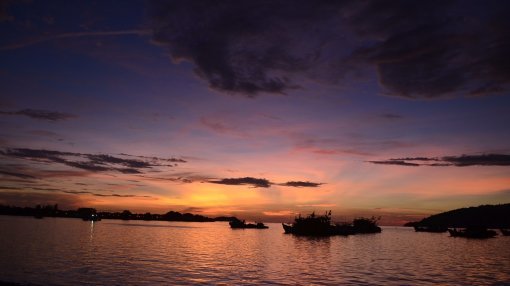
[1,218,510,285]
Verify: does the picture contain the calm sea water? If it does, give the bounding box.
[1,216,509,285]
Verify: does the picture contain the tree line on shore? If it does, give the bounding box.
[0,204,237,222]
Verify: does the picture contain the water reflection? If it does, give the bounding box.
[111,222,198,228]
[0,217,509,285]
[89,221,95,241]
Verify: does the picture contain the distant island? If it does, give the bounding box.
[405,203,510,228]
[0,204,237,223]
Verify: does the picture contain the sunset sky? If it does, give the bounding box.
[1,0,509,225]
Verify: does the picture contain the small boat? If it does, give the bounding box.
[448,227,497,239]
[82,213,101,221]
[500,229,510,236]
[351,217,382,234]
[229,218,268,229]
[414,226,448,233]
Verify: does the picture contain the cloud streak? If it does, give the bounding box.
[0,170,37,179]
[209,177,271,188]
[280,181,322,187]
[369,154,510,167]
[0,148,186,175]
[207,177,322,188]
[62,190,152,198]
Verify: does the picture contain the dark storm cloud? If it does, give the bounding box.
[208,177,323,188]
[369,154,510,167]
[0,148,185,174]
[281,181,322,187]
[0,109,76,121]
[151,0,510,98]
[347,0,510,98]
[150,0,341,95]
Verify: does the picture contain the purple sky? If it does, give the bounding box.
[1,0,510,224]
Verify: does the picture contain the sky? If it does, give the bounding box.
[1,0,510,225]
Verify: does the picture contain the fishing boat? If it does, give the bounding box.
[282,211,337,236]
[229,218,268,229]
[282,211,381,236]
[351,217,382,234]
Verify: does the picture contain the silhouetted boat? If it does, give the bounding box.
[350,217,382,234]
[282,211,337,236]
[82,213,101,221]
[448,227,497,239]
[500,229,510,236]
[282,223,293,234]
[414,226,448,233]
[229,218,268,229]
[282,211,381,236]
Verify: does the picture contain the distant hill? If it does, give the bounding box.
[409,203,510,228]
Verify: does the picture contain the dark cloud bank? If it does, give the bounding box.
[369,154,510,167]
[208,177,322,188]
[151,0,510,98]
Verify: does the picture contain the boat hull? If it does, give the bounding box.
[230,220,268,229]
